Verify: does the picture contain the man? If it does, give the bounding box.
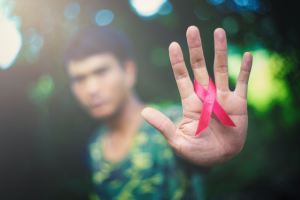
[63,25,252,199]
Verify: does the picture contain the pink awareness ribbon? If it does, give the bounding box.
[194,78,236,136]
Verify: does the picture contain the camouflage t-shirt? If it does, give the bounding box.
[88,105,204,200]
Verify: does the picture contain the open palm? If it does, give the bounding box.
[142,26,253,166]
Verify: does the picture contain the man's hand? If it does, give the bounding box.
[142,26,253,166]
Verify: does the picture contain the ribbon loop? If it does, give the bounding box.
[194,78,236,136]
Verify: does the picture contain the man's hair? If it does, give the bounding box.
[63,26,134,65]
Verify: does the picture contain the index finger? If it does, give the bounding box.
[186,26,209,89]
[169,42,194,100]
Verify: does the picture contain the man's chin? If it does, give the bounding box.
[89,107,119,120]
[87,101,126,121]
[90,110,112,119]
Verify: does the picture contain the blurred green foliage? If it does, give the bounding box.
[28,75,54,104]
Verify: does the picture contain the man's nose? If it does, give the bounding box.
[85,77,100,96]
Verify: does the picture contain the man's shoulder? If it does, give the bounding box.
[88,126,103,143]
[86,126,104,156]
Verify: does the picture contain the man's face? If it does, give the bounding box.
[68,53,135,119]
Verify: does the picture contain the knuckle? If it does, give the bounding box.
[191,58,205,68]
[171,60,183,66]
[237,79,248,85]
[215,64,228,73]
[176,71,189,80]
[241,68,251,73]
[158,117,168,131]
[189,44,202,50]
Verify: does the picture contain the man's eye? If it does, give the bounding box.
[95,67,109,76]
[73,76,85,83]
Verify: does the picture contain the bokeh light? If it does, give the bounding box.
[222,17,239,34]
[227,0,237,12]
[234,0,248,7]
[130,0,167,17]
[31,35,44,50]
[194,5,211,21]
[23,28,37,44]
[0,0,22,70]
[64,3,81,19]
[95,10,114,26]
[63,17,79,32]
[209,0,269,15]
[40,18,55,34]
[247,0,260,11]
[158,1,173,15]
[206,0,226,6]
[23,28,44,64]
[28,75,54,104]
[228,45,290,112]
[25,47,40,64]
[56,12,66,27]
[25,34,44,64]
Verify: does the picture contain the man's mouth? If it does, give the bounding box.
[90,100,107,109]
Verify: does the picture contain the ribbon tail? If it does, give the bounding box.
[212,101,236,127]
[196,101,214,135]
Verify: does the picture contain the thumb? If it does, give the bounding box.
[141,107,177,143]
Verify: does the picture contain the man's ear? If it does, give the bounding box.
[124,60,136,89]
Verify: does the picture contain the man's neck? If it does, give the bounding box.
[104,94,145,136]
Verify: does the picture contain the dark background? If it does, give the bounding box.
[0,0,300,199]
